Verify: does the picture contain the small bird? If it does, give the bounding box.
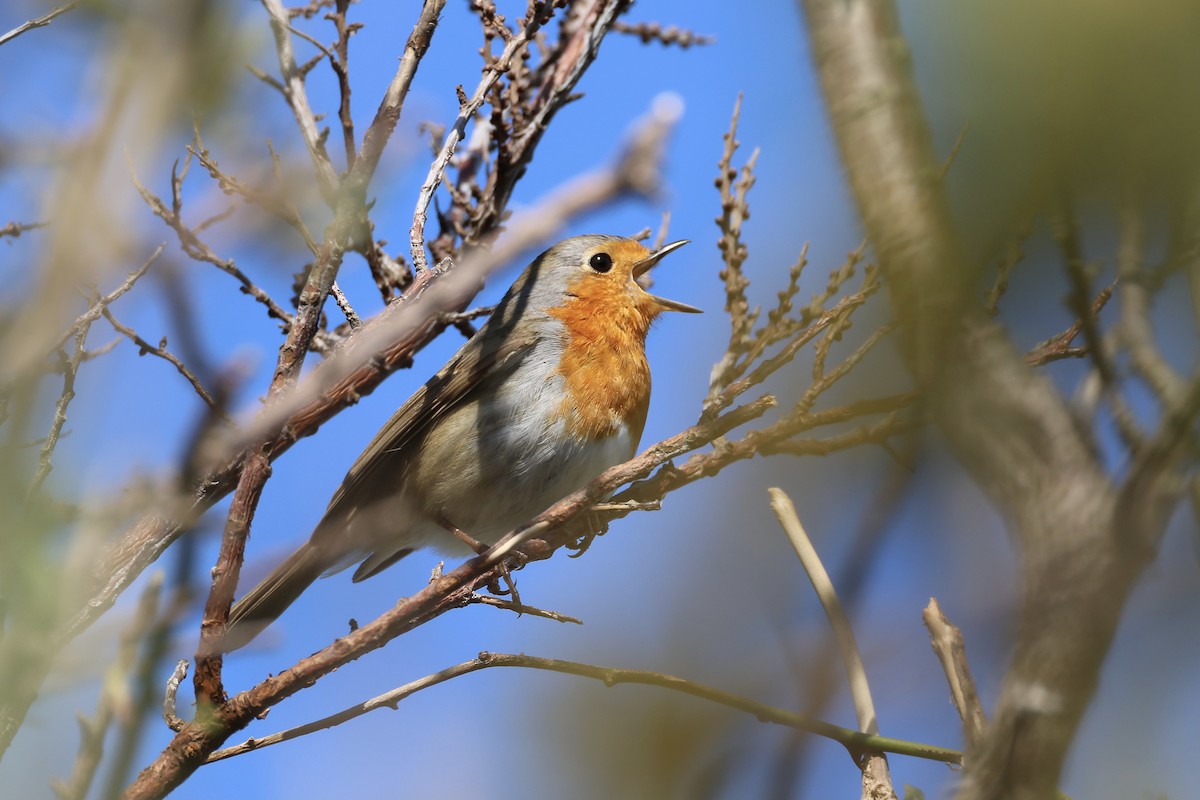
[226,234,698,646]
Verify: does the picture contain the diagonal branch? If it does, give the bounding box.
[0,1,77,48]
[769,489,897,800]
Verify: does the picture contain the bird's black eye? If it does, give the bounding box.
[589,252,613,273]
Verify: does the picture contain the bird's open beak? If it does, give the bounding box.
[631,239,702,313]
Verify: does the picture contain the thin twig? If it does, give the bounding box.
[127,164,325,349]
[29,327,89,496]
[260,0,340,197]
[408,6,554,271]
[207,652,961,765]
[51,574,163,800]
[770,484,897,800]
[329,282,361,329]
[611,20,714,48]
[1052,199,1115,387]
[37,244,166,373]
[922,597,987,749]
[100,307,220,411]
[0,1,77,47]
[769,489,878,736]
[328,0,357,170]
[466,595,583,624]
[0,220,50,238]
[162,660,189,732]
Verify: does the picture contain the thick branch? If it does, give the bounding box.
[797,3,1155,799]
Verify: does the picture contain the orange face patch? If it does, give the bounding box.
[546,242,662,441]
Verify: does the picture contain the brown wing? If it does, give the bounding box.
[319,328,538,528]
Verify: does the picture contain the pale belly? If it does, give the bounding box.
[411,377,638,549]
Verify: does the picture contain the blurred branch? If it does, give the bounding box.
[769,489,897,800]
[207,652,961,766]
[1117,200,1187,407]
[0,220,49,239]
[1025,282,1114,367]
[1052,200,1115,386]
[0,1,77,48]
[611,20,714,48]
[187,140,320,256]
[7,243,166,384]
[50,573,162,800]
[798,3,1191,800]
[922,598,987,750]
[28,323,90,496]
[984,221,1032,315]
[770,489,877,736]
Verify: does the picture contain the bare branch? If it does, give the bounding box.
[0,220,49,239]
[0,2,77,48]
[9,243,166,383]
[408,6,554,271]
[922,598,987,750]
[328,282,361,330]
[611,20,714,48]
[259,0,340,196]
[29,327,89,496]
[207,652,960,766]
[350,0,446,191]
[769,489,878,736]
[465,595,583,624]
[127,165,325,349]
[797,3,1180,799]
[328,0,358,170]
[100,307,220,411]
[162,660,189,733]
[1117,200,1188,407]
[50,575,163,800]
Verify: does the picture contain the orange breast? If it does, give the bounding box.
[547,275,657,442]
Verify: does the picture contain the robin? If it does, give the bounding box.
[226,234,699,646]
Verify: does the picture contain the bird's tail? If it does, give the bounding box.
[224,542,326,651]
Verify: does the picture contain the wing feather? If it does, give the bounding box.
[319,329,539,526]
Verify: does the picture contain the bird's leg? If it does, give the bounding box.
[437,515,487,553]
[436,516,523,610]
[565,509,610,558]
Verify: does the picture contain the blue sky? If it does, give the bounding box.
[2,1,1198,798]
